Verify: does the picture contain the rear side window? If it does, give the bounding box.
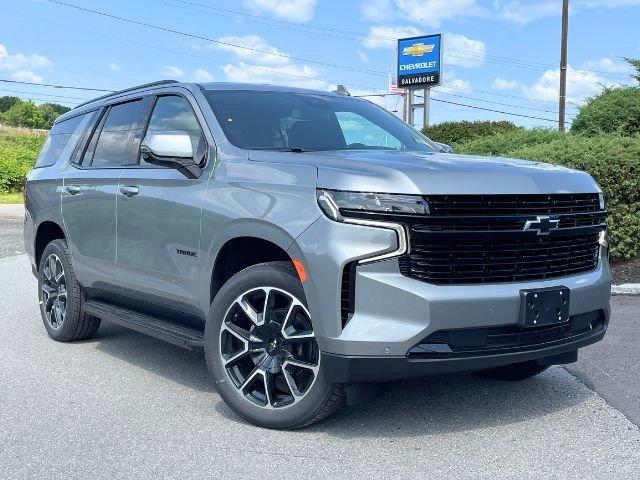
[86,99,146,168]
[34,113,89,168]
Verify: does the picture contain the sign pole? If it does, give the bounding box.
[423,88,430,129]
[408,89,415,126]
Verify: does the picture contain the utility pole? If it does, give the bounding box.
[558,0,569,132]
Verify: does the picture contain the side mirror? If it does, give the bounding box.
[140,131,203,179]
[434,141,454,154]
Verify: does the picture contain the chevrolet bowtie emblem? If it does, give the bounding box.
[402,43,435,57]
[523,215,560,236]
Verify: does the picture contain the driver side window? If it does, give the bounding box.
[335,111,402,150]
[141,95,204,166]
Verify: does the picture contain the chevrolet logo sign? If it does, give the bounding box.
[523,216,560,236]
[402,43,435,57]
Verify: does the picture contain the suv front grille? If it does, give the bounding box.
[398,193,605,285]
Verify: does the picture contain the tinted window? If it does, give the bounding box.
[141,95,203,166]
[34,113,90,168]
[89,100,145,168]
[204,90,438,152]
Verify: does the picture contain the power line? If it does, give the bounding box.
[430,97,558,123]
[44,0,389,77]
[0,88,91,101]
[0,78,114,93]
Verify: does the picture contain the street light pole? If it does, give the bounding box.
[559,0,569,132]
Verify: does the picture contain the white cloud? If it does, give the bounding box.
[497,0,558,25]
[523,65,616,104]
[242,0,317,22]
[7,70,43,84]
[437,77,472,94]
[360,0,393,22]
[161,65,185,77]
[210,35,290,66]
[0,43,51,83]
[492,77,519,90]
[360,0,486,26]
[107,62,121,71]
[394,0,486,26]
[363,25,420,50]
[220,62,330,90]
[582,57,632,74]
[193,68,214,82]
[445,33,486,68]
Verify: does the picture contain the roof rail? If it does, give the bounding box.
[73,80,179,110]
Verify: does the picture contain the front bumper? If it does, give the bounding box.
[322,310,607,383]
[292,215,612,382]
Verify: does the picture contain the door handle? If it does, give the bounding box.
[65,185,81,195]
[120,185,139,197]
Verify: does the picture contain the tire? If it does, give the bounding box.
[474,360,549,381]
[38,239,101,342]
[205,261,344,429]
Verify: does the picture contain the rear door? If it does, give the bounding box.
[62,98,149,291]
[115,93,210,318]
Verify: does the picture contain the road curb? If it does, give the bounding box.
[612,284,640,295]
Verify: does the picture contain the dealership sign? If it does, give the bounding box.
[397,34,442,89]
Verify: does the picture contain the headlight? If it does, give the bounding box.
[598,192,605,210]
[317,189,427,221]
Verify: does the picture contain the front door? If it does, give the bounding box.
[115,94,209,318]
[62,98,149,290]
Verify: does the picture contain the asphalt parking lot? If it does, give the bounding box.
[1,255,640,479]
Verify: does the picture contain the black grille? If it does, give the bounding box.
[409,310,605,358]
[398,193,605,285]
[426,193,600,216]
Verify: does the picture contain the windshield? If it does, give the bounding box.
[204,90,438,152]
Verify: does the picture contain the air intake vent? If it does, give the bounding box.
[341,262,356,328]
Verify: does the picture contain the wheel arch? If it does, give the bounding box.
[34,220,66,268]
[208,220,303,304]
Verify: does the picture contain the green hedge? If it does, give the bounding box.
[455,129,640,261]
[571,86,640,136]
[0,129,46,193]
[422,120,521,145]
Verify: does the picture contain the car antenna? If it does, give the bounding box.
[333,84,351,96]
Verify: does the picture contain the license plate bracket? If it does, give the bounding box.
[520,287,570,327]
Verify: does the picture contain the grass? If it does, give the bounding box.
[0,192,23,204]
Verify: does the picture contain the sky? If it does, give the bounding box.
[0,0,639,128]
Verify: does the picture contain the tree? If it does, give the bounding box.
[0,100,45,129]
[571,86,640,136]
[39,103,70,129]
[0,96,21,114]
[625,57,640,83]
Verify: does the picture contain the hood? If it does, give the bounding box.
[248,149,599,195]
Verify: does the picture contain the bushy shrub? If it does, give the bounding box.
[456,130,640,261]
[422,120,521,145]
[0,130,46,193]
[571,86,640,136]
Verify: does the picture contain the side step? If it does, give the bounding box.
[83,300,204,351]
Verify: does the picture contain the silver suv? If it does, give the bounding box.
[24,81,611,428]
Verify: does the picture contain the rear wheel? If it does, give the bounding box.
[474,360,548,381]
[38,239,101,342]
[205,261,344,429]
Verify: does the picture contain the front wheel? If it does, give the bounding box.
[205,261,344,429]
